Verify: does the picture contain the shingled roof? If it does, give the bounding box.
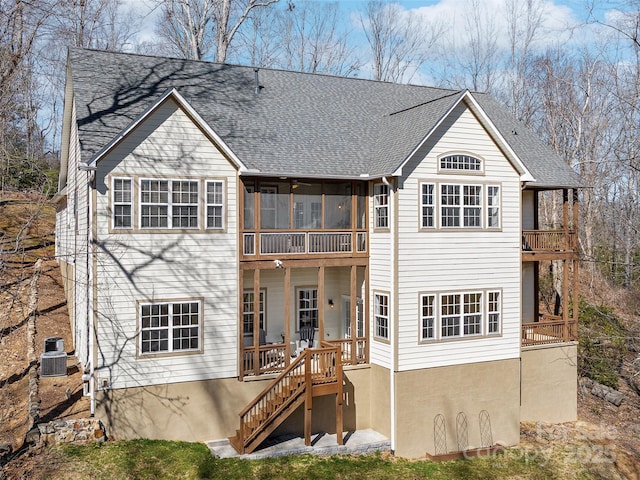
[67,48,580,188]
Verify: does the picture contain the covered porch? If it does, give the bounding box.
[239,259,369,378]
[521,187,579,347]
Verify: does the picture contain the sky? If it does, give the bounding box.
[127,0,609,48]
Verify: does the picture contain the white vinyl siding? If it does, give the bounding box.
[93,99,239,389]
[396,101,521,371]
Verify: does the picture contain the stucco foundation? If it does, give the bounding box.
[394,358,521,458]
[96,366,373,442]
[520,343,577,423]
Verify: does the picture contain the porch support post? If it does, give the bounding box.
[253,268,261,376]
[562,259,570,341]
[364,264,369,364]
[572,189,579,337]
[336,351,344,445]
[563,189,569,249]
[284,267,291,364]
[350,264,357,364]
[318,266,325,345]
[304,350,312,446]
[239,268,244,378]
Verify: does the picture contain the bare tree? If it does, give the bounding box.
[155,0,216,60]
[504,0,545,121]
[360,0,441,83]
[438,0,499,92]
[276,1,359,76]
[154,0,279,62]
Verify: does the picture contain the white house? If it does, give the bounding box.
[55,48,580,458]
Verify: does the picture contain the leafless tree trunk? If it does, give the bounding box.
[360,0,441,83]
[275,1,360,76]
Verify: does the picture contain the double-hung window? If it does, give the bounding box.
[140,179,169,228]
[172,180,199,228]
[139,300,201,354]
[374,293,389,340]
[112,178,132,229]
[420,290,502,341]
[441,184,484,228]
[488,291,501,334]
[374,183,389,228]
[140,179,199,229]
[420,294,435,340]
[298,288,318,329]
[487,185,500,228]
[206,180,224,229]
[463,293,482,335]
[243,290,266,334]
[421,183,435,228]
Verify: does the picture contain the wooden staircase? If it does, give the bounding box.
[229,343,343,454]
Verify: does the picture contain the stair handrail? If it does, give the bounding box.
[239,350,307,418]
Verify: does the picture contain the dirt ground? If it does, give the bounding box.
[0,198,89,479]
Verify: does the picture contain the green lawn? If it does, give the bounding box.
[32,439,597,480]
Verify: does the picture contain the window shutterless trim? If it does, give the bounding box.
[417,288,503,343]
[242,288,267,334]
[136,297,204,358]
[206,179,225,229]
[111,176,133,230]
[437,152,485,174]
[107,175,228,234]
[418,179,502,232]
[373,291,390,341]
[373,183,389,230]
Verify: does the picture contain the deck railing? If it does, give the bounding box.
[522,230,577,252]
[242,344,288,376]
[521,316,577,347]
[325,338,367,365]
[242,231,367,256]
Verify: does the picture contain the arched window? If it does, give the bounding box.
[440,154,482,172]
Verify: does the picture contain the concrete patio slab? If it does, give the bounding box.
[206,429,390,459]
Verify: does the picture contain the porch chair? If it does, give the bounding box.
[295,325,315,356]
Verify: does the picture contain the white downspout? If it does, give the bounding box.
[80,164,96,416]
[382,176,396,453]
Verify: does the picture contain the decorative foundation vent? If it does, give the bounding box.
[41,351,67,377]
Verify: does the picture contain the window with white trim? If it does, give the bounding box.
[298,288,318,329]
[440,183,487,228]
[420,294,435,340]
[488,291,501,334]
[112,177,132,229]
[140,179,169,228]
[374,293,389,339]
[440,154,482,172]
[206,180,224,229]
[139,300,201,354]
[140,179,199,229]
[419,290,502,341]
[243,289,265,334]
[421,183,435,228]
[487,185,500,228]
[463,293,482,335]
[441,294,461,337]
[172,180,199,228]
[374,183,389,228]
